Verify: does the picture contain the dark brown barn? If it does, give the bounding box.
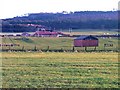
[74,35,98,47]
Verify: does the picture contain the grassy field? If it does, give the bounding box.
[63,29,118,35]
[1,30,119,88]
[1,37,119,51]
[2,52,119,88]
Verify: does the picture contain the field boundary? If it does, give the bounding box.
[1,48,119,53]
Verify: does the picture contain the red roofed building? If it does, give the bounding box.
[33,31,60,37]
[33,31,70,37]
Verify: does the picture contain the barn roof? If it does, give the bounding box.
[75,35,98,40]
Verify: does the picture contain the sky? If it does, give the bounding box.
[0,0,119,19]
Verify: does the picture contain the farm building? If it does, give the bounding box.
[74,35,98,47]
[33,31,70,37]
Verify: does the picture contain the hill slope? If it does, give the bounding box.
[2,11,118,32]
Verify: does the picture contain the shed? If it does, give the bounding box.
[74,35,98,47]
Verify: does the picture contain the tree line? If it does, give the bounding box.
[2,11,118,32]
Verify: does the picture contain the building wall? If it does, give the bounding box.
[74,40,98,47]
[74,40,83,47]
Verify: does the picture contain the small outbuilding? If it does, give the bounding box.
[74,35,98,47]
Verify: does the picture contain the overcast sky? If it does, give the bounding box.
[0,0,119,19]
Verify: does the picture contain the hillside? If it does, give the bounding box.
[2,11,118,32]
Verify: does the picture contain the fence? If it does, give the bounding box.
[0,45,119,52]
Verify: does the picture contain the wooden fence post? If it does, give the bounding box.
[85,47,87,51]
[72,46,75,52]
[34,45,37,51]
[47,46,49,52]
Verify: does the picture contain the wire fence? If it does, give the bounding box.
[0,45,119,52]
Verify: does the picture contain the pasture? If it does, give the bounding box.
[2,52,119,88]
[1,37,119,52]
[63,29,118,35]
[1,30,119,88]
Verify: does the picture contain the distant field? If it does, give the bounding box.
[63,29,118,35]
[2,52,119,88]
[1,29,118,36]
[1,37,118,51]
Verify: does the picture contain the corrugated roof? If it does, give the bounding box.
[75,35,98,40]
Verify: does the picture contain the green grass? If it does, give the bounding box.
[2,52,119,88]
[63,29,118,35]
[1,37,119,51]
[2,37,72,50]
